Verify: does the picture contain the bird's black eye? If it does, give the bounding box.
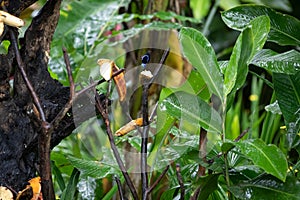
[141,53,150,65]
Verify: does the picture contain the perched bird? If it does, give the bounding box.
[141,52,150,68]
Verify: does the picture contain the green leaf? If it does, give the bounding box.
[235,139,288,181]
[50,0,130,83]
[273,72,300,135]
[148,107,175,168]
[159,91,222,133]
[251,49,300,74]
[196,174,220,200]
[221,142,235,154]
[61,168,80,200]
[179,27,224,102]
[224,16,270,95]
[229,175,300,200]
[159,70,210,101]
[221,5,300,46]
[52,161,66,191]
[67,156,118,179]
[161,187,178,200]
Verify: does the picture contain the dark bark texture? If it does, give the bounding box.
[0,0,81,192]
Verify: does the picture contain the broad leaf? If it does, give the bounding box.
[159,70,210,101]
[221,5,300,46]
[235,139,288,181]
[160,91,222,133]
[67,156,118,179]
[179,27,224,102]
[50,0,130,83]
[148,107,175,168]
[273,72,300,136]
[251,49,300,74]
[229,175,300,200]
[224,16,270,95]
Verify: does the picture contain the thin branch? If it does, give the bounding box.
[141,80,149,200]
[149,48,170,85]
[76,69,125,97]
[94,92,138,200]
[63,47,75,98]
[9,28,46,122]
[176,163,185,200]
[140,48,169,200]
[234,127,250,142]
[115,176,125,200]
[146,165,169,195]
[50,48,75,129]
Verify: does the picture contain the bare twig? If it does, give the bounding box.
[9,28,46,122]
[149,48,170,85]
[146,165,169,195]
[140,48,170,200]
[50,48,75,129]
[76,69,125,97]
[234,127,250,142]
[94,92,138,200]
[115,176,125,200]
[176,163,185,200]
[63,47,75,98]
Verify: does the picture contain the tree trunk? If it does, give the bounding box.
[0,0,81,193]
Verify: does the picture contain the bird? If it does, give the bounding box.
[141,52,150,68]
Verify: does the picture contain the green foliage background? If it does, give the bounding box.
[31,0,300,199]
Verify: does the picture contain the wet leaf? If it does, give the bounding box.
[229,175,300,200]
[273,71,300,137]
[179,27,224,102]
[235,139,288,181]
[148,107,175,167]
[160,91,222,133]
[221,5,300,46]
[224,15,270,95]
[67,156,117,179]
[251,49,300,74]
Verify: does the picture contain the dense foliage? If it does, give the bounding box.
[43,0,300,199]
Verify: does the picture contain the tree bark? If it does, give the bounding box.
[0,0,83,193]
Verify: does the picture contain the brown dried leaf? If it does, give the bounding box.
[115,118,143,136]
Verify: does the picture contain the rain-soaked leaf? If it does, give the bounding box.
[235,139,288,181]
[229,175,300,200]
[251,49,300,74]
[160,91,222,133]
[221,5,300,46]
[273,71,300,135]
[179,27,224,102]
[224,15,269,95]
